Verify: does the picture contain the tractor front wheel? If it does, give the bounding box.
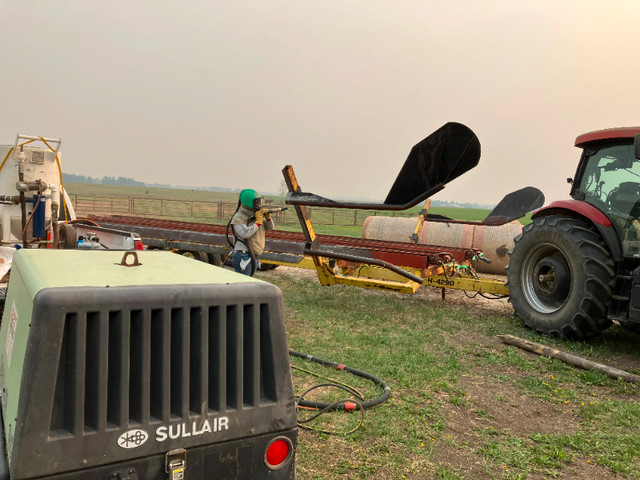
[506,216,615,339]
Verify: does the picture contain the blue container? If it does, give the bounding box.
[31,195,47,238]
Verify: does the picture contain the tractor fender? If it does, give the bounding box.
[532,200,623,261]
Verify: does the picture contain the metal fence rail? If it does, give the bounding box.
[68,195,415,226]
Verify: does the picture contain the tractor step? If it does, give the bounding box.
[612,294,630,301]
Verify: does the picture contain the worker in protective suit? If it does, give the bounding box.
[230,189,273,276]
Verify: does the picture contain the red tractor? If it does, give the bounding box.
[507,127,640,339]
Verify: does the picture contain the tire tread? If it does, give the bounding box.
[506,216,615,339]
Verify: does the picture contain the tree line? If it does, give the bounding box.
[63,173,145,186]
[62,173,244,193]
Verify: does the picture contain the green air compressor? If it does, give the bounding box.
[0,249,296,479]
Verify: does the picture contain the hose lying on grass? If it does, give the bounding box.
[289,349,391,435]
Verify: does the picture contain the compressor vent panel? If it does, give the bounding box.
[7,282,295,479]
[49,301,279,436]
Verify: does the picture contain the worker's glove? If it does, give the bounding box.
[254,209,264,226]
[262,208,272,221]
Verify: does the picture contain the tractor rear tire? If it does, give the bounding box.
[58,224,76,249]
[506,215,615,340]
[178,250,209,263]
[258,263,278,271]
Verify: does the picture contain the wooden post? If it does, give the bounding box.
[498,334,640,384]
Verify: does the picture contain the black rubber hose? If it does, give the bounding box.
[225,200,241,248]
[303,247,424,284]
[226,200,258,276]
[247,243,257,277]
[288,349,391,411]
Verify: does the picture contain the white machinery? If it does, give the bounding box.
[0,136,142,289]
[0,135,76,247]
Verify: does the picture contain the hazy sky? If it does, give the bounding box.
[2,1,640,206]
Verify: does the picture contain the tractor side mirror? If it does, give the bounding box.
[635,134,640,160]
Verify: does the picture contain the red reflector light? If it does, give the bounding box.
[264,438,291,469]
[134,239,144,250]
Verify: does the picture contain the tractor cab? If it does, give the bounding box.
[571,128,640,258]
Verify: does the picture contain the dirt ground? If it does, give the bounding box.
[260,266,640,479]
[263,265,514,315]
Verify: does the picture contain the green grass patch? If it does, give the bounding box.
[262,272,640,479]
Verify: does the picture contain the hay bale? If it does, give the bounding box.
[362,216,522,274]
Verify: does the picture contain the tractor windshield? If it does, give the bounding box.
[577,142,640,257]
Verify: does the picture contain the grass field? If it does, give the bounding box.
[65,182,243,203]
[64,182,525,237]
[258,268,640,479]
